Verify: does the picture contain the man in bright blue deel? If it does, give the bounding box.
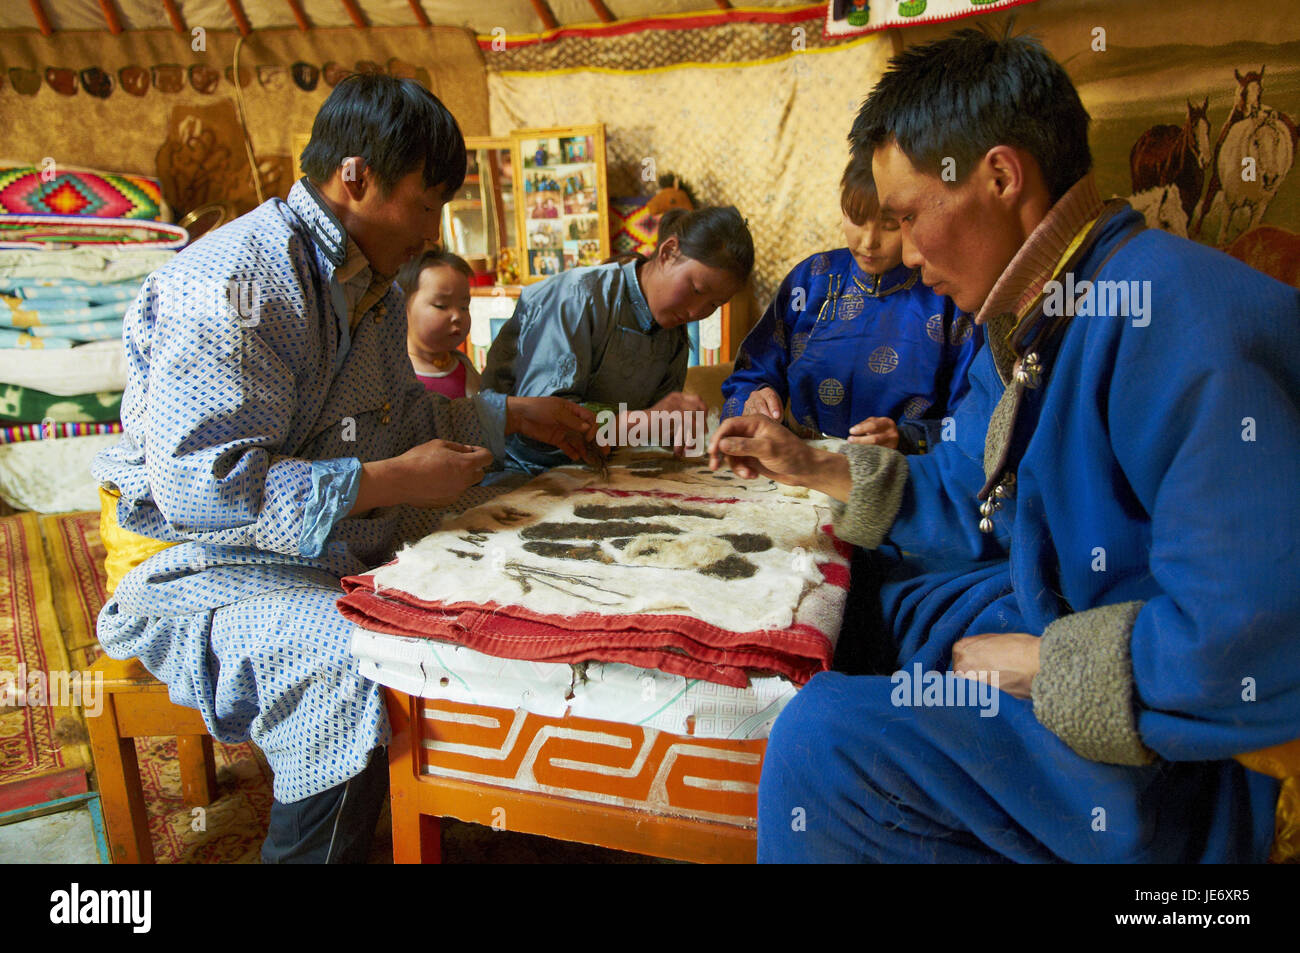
[708,29,1300,862]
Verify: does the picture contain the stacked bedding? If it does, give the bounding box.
[340,448,852,690]
[0,164,183,511]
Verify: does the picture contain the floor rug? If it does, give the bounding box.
[0,512,88,793]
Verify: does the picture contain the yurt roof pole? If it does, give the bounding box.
[162,0,186,32]
[98,0,124,34]
[341,0,369,29]
[286,0,311,31]
[407,1,431,28]
[587,1,615,23]
[226,0,253,35]
[529,0,559,31]
[28,0,52,36]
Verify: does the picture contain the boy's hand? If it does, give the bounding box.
[742,386,783,421]
[507,396,597,461]
[848,416,900,449]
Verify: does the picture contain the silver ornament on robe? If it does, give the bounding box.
[977,473,1016,533]
[1014,352,1043,389]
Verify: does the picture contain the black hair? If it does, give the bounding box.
[849,28,1091,203]
[397,249,475,295]
[300,73,467,196]
[840,154,879,226]
[656,205,754,283]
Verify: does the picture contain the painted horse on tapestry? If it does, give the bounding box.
[1206,108,1295,246]
[1130,97,1211,225]
[1127,184,1189,237]
[1191,66,1298,240]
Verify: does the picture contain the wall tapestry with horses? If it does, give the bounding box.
[1080,37,1299,286]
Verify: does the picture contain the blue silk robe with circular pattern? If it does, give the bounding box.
[721,250,980,451]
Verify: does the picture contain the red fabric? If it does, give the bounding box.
[338,570,843,688]
[415,360,468,399]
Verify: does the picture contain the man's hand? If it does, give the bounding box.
[506,396,597,461]
[352,439,494,514]
[849,416,900,449]
[644,391,708,456]
[951,632,1042,699]
[742,386,783,421]
[706,414,856,502]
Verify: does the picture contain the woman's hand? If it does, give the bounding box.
[352,439,495,513]
[645,391,708,456]
[742,386,783,421]
[951,632,1042,699]
[848,416,900,449]
[506,396,597,461]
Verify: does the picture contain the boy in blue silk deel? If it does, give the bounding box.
[721,156,980,454]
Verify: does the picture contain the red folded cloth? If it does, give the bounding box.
[338,554,849,688]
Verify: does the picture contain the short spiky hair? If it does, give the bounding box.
[300,74,466,196]
[850,28,1091,203]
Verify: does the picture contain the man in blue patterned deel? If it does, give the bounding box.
[92,75,596,863]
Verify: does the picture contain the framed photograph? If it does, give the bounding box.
[511,124,610,282]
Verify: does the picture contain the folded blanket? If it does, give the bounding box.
[0,215,187,250]
[0,339,126,395]
[0,431,122,513]
[24,318,122,340]
[0,330,74,349]
[0,383,121,423]
[1,297,127,326]
[338,450,851,688]
[5,280,141,304]
[0,248,174,284]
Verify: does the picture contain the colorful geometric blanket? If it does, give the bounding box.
[0,166,168,221]
[0,216,187,250]
[339,450,851,688]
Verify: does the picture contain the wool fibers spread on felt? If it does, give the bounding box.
[365,450,840,634]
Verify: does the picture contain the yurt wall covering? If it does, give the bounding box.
[486,0,1300,302]
[487,11,894,306]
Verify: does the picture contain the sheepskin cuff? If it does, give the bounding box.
[1032,601,1158,766]
[827,444,908,550]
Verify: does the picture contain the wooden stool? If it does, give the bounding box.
[84,654,218,863]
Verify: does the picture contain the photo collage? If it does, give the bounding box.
[520,133,604,277]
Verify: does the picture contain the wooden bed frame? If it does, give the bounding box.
[384,687,761,863]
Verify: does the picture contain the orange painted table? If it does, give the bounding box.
[385,688,762,863]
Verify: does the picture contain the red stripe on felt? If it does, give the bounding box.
[818,561,850,589]
[821,524,855,560]
[337,586,831,687]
